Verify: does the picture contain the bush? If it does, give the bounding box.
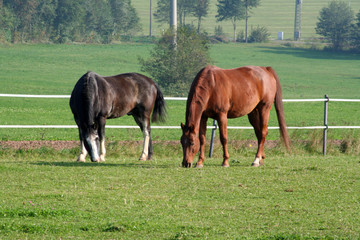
[139,26,212,96]
[248,26,270,43]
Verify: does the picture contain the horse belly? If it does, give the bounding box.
[227,101,259,118]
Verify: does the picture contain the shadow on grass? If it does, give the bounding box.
[257,45,359,60]
[32,161,172,169]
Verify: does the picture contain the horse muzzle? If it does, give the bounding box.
[182,160,193,168]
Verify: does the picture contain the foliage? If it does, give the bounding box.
[0,0,141,44]
[243,0,261,43]
[350,11,360,50]
[139,26,212,96]
[248,25,270,43]
[211,25,229,43]
[153,0,209,32]
[216,0,246,41]
[315,0,354,50]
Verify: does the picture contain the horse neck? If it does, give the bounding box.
[185,77,211,132]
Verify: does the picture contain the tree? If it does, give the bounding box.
[315,0,354,50]
[53,0,84,43]
[153,0,195,26]
[109,0,141,37]
[139,26,212,96]
[216,0,245,42]
[3,0,39,42]
[193,0,209,33]
[243,0,260,43]
[350,11,360,50]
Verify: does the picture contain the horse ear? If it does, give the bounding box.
[189,123,195,132]
[181,123,185,130]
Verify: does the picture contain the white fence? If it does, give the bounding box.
[1,93,360,155]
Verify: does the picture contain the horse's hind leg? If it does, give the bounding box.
[248,105,271,167]
[133,114,152,161]
[78,138,88,162]
[77,123,87,162]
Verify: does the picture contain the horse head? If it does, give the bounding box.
[180,123,200,168]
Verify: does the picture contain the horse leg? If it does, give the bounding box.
[98,117,106,162]
[248,105,271,167]
[134,114,151,161]
[195,115,208,168]
[77,123,87,162]
[78,138,88,162]
[218,113,230,167]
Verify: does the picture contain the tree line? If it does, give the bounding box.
[0,0,263,44]
[0,0,141,43]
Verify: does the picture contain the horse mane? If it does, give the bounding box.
[185,66,215,126]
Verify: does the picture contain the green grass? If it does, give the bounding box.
[0,43,359,141]
[132,0,360,39]
[0,145,359,239]
[0,42,359,239]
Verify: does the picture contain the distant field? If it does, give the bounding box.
[133,0,360,40]
[0,43,359,143]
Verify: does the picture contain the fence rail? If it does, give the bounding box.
[1,93,360,155]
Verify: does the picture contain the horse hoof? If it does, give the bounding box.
[77,156,86,162]
[100,156,106,162]
[195,163,203,168]
[222,164,230,168]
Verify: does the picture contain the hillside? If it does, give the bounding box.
[133,0,360,40]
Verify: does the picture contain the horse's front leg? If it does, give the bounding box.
[196,115,208,168]
[218,113,230,167]
[98,117,106,162]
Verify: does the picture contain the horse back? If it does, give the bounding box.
[204,66,277,118]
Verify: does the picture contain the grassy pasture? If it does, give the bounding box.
[133,0,360,39]
[0,148,359,239]
[0,43,359,144]
[0,43,360,238]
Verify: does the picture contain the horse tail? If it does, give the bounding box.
[151,84,167,123]
[267,67,291,151]
[84,71,98,126]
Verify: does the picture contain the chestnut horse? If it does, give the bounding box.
[181,66,290,168]
[70,71,166,162]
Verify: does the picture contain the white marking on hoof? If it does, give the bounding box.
[100,155,106,162]
[195,163,203,168]
[139,153,148,161]
[77,154,86,162]
[251,157,261,167]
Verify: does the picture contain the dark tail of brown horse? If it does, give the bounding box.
[151,84,167,123]
[267,67,291,151]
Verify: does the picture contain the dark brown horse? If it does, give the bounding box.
[181,66,290,168]
[70,71,166,162]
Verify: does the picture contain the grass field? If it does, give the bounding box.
[0,43,360,238]
[0,147,359,239]
[0,43,359,143]
[133,0,360,40]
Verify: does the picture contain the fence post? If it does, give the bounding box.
[209,119,217,157]
[323,94,329,155]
